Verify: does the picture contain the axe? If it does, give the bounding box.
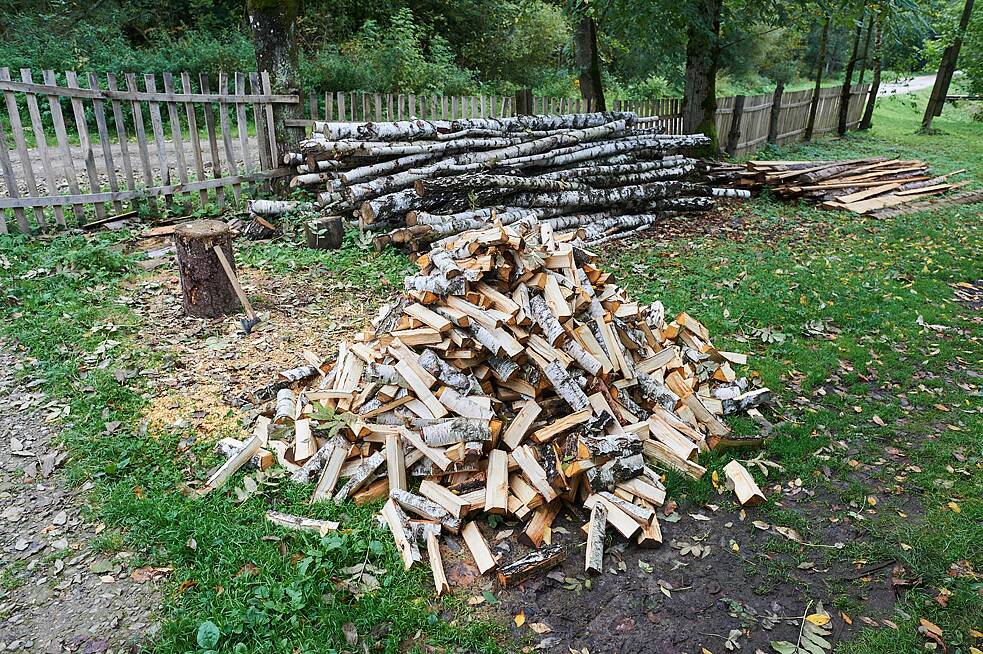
[212,245,261,334]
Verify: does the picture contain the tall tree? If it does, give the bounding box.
[805,11,831,141]
[575,14,606,110]
[859,8,884,129]
[838,6,865,135]
[247,0,300,154]
[857,10,875,87]
[681,0,723,152]
[922,0,976,130]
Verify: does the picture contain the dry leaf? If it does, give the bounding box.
[515,610,526,628]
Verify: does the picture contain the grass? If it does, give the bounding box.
[1,90,981,653]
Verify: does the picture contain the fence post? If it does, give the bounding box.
[725,95,746,157]
[767,82,784,144]
[515,89,533,116]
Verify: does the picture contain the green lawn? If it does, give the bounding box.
[0,91,980,654]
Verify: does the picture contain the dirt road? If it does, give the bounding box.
[877,73,937,96]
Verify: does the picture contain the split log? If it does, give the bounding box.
[266,511,339,533]
[497,543,566,587]
[391,488,461,532]
[462,521,497,573]
[722,460,766,507]
[585,502,607,574]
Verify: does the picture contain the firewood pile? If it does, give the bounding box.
[708,158,968,215]
[202,216,772,592]
[279,112,748,250]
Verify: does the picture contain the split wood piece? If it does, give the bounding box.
[683,394,730,437]
[395,360,448,418]
[520,500,563,547]
[636,514,663,548]
[426,531,450,596]
[405,302,453,333]
[598,491,654,525]
[291,435,342,483]
[311,437,350,502]
[419,479,468,518]
[511,446,559,502]
[462,521,497,574]
[509,474,545,509]
[333,450,386,504]
[293,419,315,462]
[422,417,490,447]
[382,498,420,570]
[385,432,408,492]
[437,388,493,420]
[542,361,590,411]
[485,449,509,515]
[214,437,273,471]
[531,409,592,444]
[265,510,339,534]
[353,478,390,505]
[391,488,461,532]
[585,501,607,574]
[722,460,766,507]
[642,439,707,480]
[502,400,542,450]
[198,416,270,494]
[583,494,640,539]
[497,543,566,587]
[400,427,452,471]
[616,476,666,507]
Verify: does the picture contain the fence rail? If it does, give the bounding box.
[1,71,871,236]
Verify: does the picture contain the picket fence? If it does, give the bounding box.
[0,69,870,236]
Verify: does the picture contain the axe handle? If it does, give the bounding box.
[212,245,256,319]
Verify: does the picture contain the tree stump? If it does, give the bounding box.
[305,216,344,250]
[173,220,240,318]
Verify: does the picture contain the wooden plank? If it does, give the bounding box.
[249,72,272,171]
[198,74,226,209]
[0,167,290,209]
[217,72,241,202]
[66,71,108,220]
[0,68,45,228]
[124,73,158,215]
[104,72,138,214]
[0,112,25,232]
[143,73,174,211]
[260,70,276,168]
[462,521,496,574]
[19,70,66,226]
[161,72,190,206]
[180,73,209,207]
[0,78,297,103]
[234,73,252,175]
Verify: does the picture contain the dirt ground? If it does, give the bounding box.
[0,341,162,654]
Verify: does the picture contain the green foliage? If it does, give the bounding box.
[959,1,983,94]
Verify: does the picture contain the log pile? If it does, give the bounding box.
[281,112,748,250]
[202,216,772,592]
[709,158,968,215]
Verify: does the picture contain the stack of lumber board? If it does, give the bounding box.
[281,112,748,250]
[708,158,967,215]
[201,216,771,591]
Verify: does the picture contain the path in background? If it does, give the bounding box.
[0,341,161,653]
[878,73,937,96]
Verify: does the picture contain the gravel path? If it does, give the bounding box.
[0,341,161,654]
[877,73,937,96]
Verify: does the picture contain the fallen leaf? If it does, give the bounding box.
[515,610,526,628]
[529,622,551,634]
[806,613,831,626]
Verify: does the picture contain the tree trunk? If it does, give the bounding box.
[305,216,344,250]
[838,15,864,135]
[682,0,723,153]
[173,220,241,318]
[857,12,875,88]
[767,80,785,143]
[922,0,976,130]
[247,0,301,157]
[859,12,883,130]
[575,16,606,111]
[805,14,831,141]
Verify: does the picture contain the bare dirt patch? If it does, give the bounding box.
[0,341,162,653]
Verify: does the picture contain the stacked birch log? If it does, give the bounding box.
[281,112,748,250]
[202,216,771,591]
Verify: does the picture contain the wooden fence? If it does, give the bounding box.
[0,68,295,235]
[1,71,871,236]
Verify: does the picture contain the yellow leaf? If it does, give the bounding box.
[731,540,740,553]
[806,613,831,626]
[970,628,983,638]
[702,648,714,654]
[968,647,982,654]
[948,501,961,513]
[514,610,525,628]
[840,611,853,625]
[867,496,877,506]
